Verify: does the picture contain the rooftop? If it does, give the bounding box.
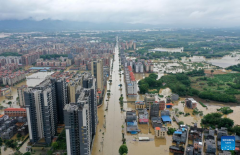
[4,108,26,112]
[161,115,171,122]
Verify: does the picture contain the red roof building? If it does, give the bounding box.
[4,108,26,117]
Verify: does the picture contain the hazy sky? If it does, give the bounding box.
[1,0,240,27]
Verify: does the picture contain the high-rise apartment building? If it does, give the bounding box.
[55,78,68,124]
[91,59,104,102]
[24,77,68,145]
[68,74,83,103]
[17,85,28,107]
[64,73,97,155]
[82,73,97,137]
[64,103,90,155]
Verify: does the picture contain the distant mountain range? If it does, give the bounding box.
[0,19,157,31]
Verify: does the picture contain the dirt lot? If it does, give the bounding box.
[204,69,228,75]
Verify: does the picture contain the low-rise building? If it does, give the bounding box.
[135,101,145,109]
[205,139,216,154]
[161,110,172,124]
[171,94,179,101]
[138,109,148,124]
[185,98,197,109]
[155,127,167,138]
[217,127,228,140]
[151,117,162,128]
[204,129,215,140]
[4,108,26,117]
[172,126,187,144]
[150,102,159,119]
[144,93,155,110]
[126,111,139,133]
[169,145,184,154]
[218,151,232,155]
[159,100,165,110]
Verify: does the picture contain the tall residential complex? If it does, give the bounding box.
[67,74,83,103]
[55,78,68,124]
[24,77,68,145]
[17,85,28,107]
[91,59,104,102]
[64,73,97,155]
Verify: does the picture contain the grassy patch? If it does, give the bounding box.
[199,101,207,108]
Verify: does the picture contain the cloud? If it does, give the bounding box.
[0,0,240,27]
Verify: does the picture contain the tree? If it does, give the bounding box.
[119,144,128,155]
[47,150,53,155]
[23,152,31,155]
[178,121,184,125]
[218,118,234,129]
[149,73,158,80]
[52,142,58,150]
[0,138,2,146]
[139,83,149,94]
[233,126,240,136]
[17,133,22,139]
[201,113,234,130]
[8,101,12,107]
[211,70,214,76]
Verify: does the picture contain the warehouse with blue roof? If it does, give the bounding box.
[161,115,172,124]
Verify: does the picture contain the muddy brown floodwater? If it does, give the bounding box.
[92,42,174,155]
[92,41,240,155]
[0,71,53,155]
[0,72,54,114]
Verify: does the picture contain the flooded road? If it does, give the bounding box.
[92,40,175,155]
[92,40,240,155]
[92,40,123,155]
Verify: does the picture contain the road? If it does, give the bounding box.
[92,37,125,155]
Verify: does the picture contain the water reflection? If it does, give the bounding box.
[182,53,240,68]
